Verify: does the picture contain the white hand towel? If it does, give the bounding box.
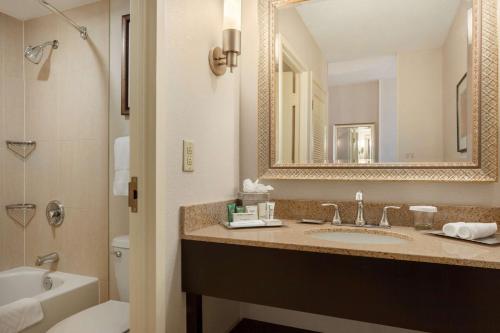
[457,223,498,240]
[443,222,466,237]
[0,298,44,333]
[113,136,130,196]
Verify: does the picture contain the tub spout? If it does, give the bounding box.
[35,252,59,266]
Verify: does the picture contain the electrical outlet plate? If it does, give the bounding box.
[183,140,194,172]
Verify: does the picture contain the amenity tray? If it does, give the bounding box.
[425,230,500,245]
[222,220,283,229]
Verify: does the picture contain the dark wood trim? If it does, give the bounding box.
[121,14,131,116]
[186,293,203,333]
[231,319,319,332]
[182,239,500,333]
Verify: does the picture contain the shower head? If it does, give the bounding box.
[24,40,59,64]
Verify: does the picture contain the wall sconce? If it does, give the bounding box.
[209,0,241,76]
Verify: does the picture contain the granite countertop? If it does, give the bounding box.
[182,220,500,270]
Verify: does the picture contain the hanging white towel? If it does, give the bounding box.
[457,223,498,240]
[113,136,130,196]
[0,298,44,333]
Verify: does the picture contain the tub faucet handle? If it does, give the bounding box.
[379,206,401,228]
[321,203,342,225]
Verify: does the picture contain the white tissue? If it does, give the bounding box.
[243,179,274,193]
[457,223,497,240]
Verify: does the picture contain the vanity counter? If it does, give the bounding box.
[182,220,500,270]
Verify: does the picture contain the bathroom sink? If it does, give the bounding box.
[307,229,411,245]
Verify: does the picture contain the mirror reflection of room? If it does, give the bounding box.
[275,0,473,164]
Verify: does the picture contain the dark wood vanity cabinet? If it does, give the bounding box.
[182,239,500,333]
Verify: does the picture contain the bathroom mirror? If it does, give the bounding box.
[258,0,498,181]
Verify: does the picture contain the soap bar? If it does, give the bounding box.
[300,219,325,224]
[233,212,258,221]
[229,220,266,228]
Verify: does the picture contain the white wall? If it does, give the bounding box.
[379,78,398,162]
[397,48,444,162]
[329,81,379,125]
[277,6,328,90]
[239,0,500,331]
[157,0,240,331]
[443,0,470,161]
[329,81,379,161]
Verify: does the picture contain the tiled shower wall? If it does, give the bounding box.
[0,12,25,271]
[0,1,110,301]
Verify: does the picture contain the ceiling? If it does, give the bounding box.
[295,0,463,62]
[0,0,99,21]
[328,56,396,86]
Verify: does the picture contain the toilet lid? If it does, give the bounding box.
[47,300,129,333]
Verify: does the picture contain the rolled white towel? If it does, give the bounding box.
[457,223,498,240]
[443,222,466,237]
[0,298,44,333]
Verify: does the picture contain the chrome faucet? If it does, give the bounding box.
[355,191,366,226]
[321,203,342,225]
[379,206,401,228]
[35,252,59,266]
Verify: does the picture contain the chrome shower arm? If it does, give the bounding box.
[39,0,88,40]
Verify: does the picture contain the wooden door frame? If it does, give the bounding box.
[129,0,160,331]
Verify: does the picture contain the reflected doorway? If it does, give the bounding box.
[333,124,376,163]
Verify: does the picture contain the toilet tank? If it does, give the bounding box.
[111,235,129,302]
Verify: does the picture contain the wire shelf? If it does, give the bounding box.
[6,141,36,159]
[6,204,37,227]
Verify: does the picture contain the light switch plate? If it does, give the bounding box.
[183,140,194,172]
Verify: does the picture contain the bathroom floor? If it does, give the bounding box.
[230,319,318,333]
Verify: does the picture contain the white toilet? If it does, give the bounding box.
[48,235,130,333]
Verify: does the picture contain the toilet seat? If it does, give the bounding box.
[47,300,129,333]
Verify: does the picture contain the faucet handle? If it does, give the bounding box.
[379,206,401,228]
[321,203,342,225]
[355,191,363,201]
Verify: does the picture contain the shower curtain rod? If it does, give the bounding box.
[39,0,88,40]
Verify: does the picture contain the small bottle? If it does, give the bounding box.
[227,203,237,223]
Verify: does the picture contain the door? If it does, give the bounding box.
[281,72,299,163]
[129,0,160,331]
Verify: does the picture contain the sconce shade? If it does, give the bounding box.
[210,0,242,76]
[223,0,241,30]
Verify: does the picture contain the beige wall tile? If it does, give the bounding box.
[26,80,58,141]
[3,14,23,79]
[24,0,110,302]
[0,148,25,270]
[0,12,25,271]
[3,78,24,140]
[0,2,110,303]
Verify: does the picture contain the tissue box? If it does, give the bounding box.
[238,192,270,207]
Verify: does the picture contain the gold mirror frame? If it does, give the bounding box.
[258,0,498,182]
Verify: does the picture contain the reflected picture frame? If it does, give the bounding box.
[121,14,131,116]
[457,73,468,153]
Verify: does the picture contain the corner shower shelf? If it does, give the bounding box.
[6,141,36,159]
[6,204,37,227]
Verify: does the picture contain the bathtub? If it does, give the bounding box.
[0,267,99,333]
